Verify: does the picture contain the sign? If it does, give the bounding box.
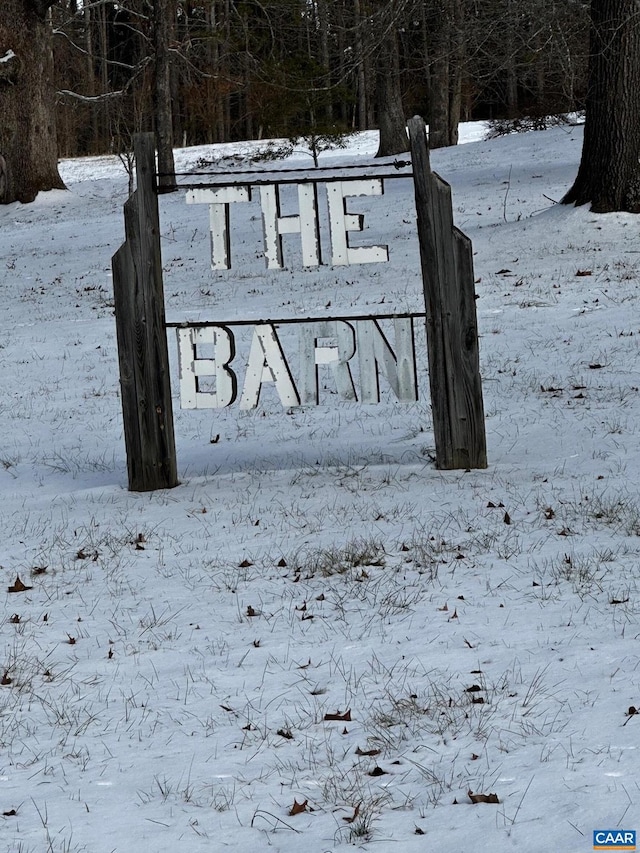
[593,830,637,850]
[176,317,419,410]
[186,178,389,270]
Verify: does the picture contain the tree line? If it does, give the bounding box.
[50,0,589,159]
[1,1,639,212]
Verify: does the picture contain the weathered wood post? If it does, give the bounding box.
[407,116,487,469]
[112,133,179,491]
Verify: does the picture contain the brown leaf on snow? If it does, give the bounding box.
[1,671,12,686]
[355,746,381,757]
[8,576,32,593]
[368,765,388,777]
[468,789,499,804]
[288,799,308,816]
[342,803,361,823]
[575,269,592,276]
[324,710,351,722]
[465,684,483,692]
[239,558,253,568]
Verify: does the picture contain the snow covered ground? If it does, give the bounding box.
[1,121,639,853]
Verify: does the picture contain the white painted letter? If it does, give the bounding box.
[298,321,357,404]
[240,325,300,409]
[260,184,321,269]
[177,326,238,408]
[186,186,251,270]
[356,318,418,403]
[326,179,388,266]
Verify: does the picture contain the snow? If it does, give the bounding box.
[1,121,639,853]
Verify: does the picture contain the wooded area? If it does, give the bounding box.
[46,0,589,159]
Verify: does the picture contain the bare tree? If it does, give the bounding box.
[563,0,640,212]
[154,0,176,191]
[0,0,66,204]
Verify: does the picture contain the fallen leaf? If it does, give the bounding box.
[9,614,20,624]
[503,511,511,525]
[246,605,258,617]
[277,728,293,739]
[277,557,287,567]
[468,789,499,804]
[368,765,388,777]
[575,269,592,276]
[2,809,17,817]
[239,558,253,568]
[8,575,32,593]
[288,799,308,816]
[355,746,381,757]
[324,710,351,722]
[342,804,361,823]
[414,826,425,835]
[1,671,12,686]
[465,685,483,692]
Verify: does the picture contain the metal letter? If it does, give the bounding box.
[356,318,418,403]
[260,184,321,269]
[177,326,238,408]
[298,321,357,404]
[326,180,389,266]
[186,186,251,270]
[240,325,300,409]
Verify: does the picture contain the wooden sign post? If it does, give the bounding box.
[407,116,487,470]
[112,133,178,491]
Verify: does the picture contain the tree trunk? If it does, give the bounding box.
[375,27,408,157]
[562,0,640,213]
[427,0,463,149]
[154,0,176,192]
[0,0,65,204]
